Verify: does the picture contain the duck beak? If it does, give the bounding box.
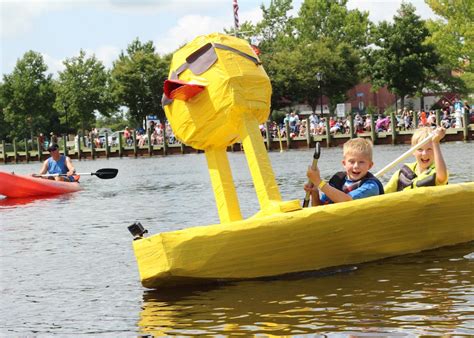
[163,79,206,101]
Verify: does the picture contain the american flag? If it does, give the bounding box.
[233,0,239,31]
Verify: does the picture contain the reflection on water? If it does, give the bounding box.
[139,243,474,336]
[0,194,76,208]
[0,142,473,335]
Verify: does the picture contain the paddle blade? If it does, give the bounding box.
[93,168,118,179]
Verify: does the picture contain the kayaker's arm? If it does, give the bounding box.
[306,166,325,205]
[318,183,353,203]
[432,127,448,184]
[65,156,76,176]
[307,166,352,203]
[303,183,321,206]
[38,159,48,175]
[303,143,321,207]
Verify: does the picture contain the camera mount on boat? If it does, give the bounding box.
[128,222,148,240]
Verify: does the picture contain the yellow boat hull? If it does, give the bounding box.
[132,183,474,289]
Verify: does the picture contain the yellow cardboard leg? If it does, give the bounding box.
[240,115,301,215]
[205,149,243,223]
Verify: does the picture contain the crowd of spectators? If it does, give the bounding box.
[262,103,472,140]
[80,121,178,149]
[37,102,471,150]
[135,121,176,147]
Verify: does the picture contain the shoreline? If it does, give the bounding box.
[1,126,472,165]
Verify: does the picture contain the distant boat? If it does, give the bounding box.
[0,172,81,198]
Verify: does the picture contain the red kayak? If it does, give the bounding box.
[0,172,82,198]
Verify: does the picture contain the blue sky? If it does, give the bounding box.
[1,0,437,77]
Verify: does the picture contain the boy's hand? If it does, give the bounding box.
[304,183,317,193]
[307,166,321,186]
[432,127,446,143]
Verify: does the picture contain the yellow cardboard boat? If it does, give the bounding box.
[130,33,474,289]
[132,183,474,288]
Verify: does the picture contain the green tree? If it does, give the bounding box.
[55,50,116,135]
[1,51,57,140]
[0,82,10,140]
[425,0,474,93]
[95,109,129,131]
[260,47,298,112]
[259,0,366,113]
[367,3,439,109]
[256,0,296,51]
[316,41,361,111]
[297,0,371,50]
[250,0,297,112]
[225,21,257,41]
[263,40,360,113]
[111,38,170,127]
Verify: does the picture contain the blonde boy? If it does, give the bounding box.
[384,126,448,193]
[305,138,384,206]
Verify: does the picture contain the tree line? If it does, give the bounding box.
[0,0,472,141]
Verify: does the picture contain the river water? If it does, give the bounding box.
[1,142,473,335]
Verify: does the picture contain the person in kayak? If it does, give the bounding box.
[384,126,448,193]
[304,138,384,206]
[38,144,76,182]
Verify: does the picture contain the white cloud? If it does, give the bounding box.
[1,1,46,38]
[92,45,121,69]
[42,53,66,76]
[346,0,437,22]
[76,46,122,70]
[242,7,263,24]
[153,6,264,55]
[154,14,229,55]
[106,0,233,16]
[0,0,72,38]
[41,45,120,77]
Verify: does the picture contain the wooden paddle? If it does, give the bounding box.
[35,168,119,180]
[303,142,321,208]
[276,125,284,152]
[374,133,434,178]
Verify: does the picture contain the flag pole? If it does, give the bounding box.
[233,0,240,36]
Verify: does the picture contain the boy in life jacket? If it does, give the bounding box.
[384,126,448,193]
[304,138,384,206]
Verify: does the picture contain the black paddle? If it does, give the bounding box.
[88,168,119,179]
[302,142,321,208]
[36,168,119,180]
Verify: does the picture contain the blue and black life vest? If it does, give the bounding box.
[328,171,385,195]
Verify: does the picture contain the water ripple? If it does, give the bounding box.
[1,143,473,335]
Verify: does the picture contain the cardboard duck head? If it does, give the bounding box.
[162,33,272,150]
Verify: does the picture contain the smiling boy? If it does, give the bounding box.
[305,138,384,206]
[384,127,448,193]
